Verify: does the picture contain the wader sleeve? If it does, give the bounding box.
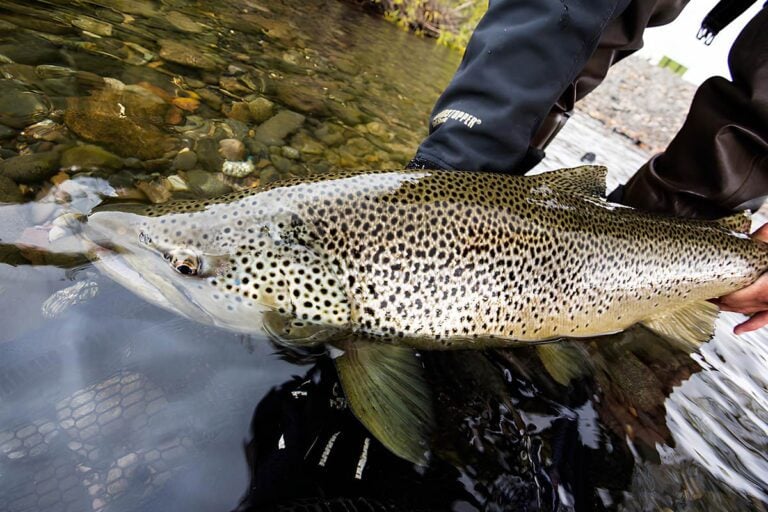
[532,0,689,152]
[619,7,768,219]
[411,0,630,174]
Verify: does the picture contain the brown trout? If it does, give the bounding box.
[55,166,768,463]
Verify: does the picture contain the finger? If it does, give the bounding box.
[717,299,768,314]
[717,274,768,309]
[734,310,768,335]
[751,223,768,243]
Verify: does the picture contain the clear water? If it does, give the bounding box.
[0,1,767,511]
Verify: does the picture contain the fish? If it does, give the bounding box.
[52,165,768,463]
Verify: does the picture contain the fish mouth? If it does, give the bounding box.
[93,244,218,325]
[51,209,216,325]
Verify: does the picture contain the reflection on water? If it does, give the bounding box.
[0,0,767,511]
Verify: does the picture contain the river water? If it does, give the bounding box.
[0,1,766,511]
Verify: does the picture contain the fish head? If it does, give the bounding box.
[57,198,286,335]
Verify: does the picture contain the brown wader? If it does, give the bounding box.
[535,2,768,219]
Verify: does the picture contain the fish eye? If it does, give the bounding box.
[166,249,201,277]
[175,262,197,276]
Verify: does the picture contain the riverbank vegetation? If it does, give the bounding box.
[354,0,486,50]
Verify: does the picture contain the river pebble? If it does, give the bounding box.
[253,110,305,145]
[158,39,219,71]
[0,79,51,129]
[60,145,123,170]
[222,159,255,178]
[0,149,62,183]
[195,137,224,171]
[0,175,23,202]
[171,149,198,171]
[247,97,274,123]
[186,169,232,196]
[64,86,172,159]
[218,139,246,162]
[0,125,16,140]
[226,102,252,124]
[71,16,113,37]
[166,11,206,34]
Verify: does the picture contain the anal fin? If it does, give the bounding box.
[334,339,434,465]
[640,300,719,349]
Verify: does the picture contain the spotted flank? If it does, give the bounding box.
[63,165,768,464]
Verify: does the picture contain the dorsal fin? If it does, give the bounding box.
[712,210,752,234]
[529,165,607,197]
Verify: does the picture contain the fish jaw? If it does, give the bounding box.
[62,209,274,335]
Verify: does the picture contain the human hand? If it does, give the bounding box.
[714,223,768,334]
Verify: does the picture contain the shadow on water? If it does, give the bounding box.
[0,0,767,511]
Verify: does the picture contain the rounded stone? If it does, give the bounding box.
[253,110,305,146]
[0,124,16,140]
[195,137,224,171]
[0,175,22,202]
[0,149,62,184]
[186,169,231,196]
[0,80,51,129]
[60,144,123,170]
[218,138,245,162]
[281,146,300,160]
[171,149,198,171]
[247,97,274,124]
[158,39,219,70]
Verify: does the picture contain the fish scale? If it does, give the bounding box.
[108,166,767,348]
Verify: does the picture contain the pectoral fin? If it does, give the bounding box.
[640,300,719,349]
[334,340,434,465]
[263,310,341,347]
[536,342,592,386]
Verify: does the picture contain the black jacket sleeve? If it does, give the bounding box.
[413,0,630,173]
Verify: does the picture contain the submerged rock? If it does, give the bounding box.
[219,139,246,162]
[226,102,252,123]
[314,123,345,147]
[186,169,232,196]
[136,179,172,203]
[281,146,300,160]
[0,79,51,129]
[0,175,23,202]
[222,159,255,178]
[110,0,157,17]
[166,11,207,33]
[171,149,198,171]
[21,120,70,143]
[247,97,274,124]
[195,137,224,171]
[64,85,173,160]
[71,16,113,37]
[0,149,62,183]
[0,125,16,140]
[158,39,219,71]
[290,132,324,156]
[196,88,223,111]
[253,110,305,146]
[328,101,365,126]
[60,144,123,170]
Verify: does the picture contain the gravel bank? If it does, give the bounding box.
[576,54,697,154]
